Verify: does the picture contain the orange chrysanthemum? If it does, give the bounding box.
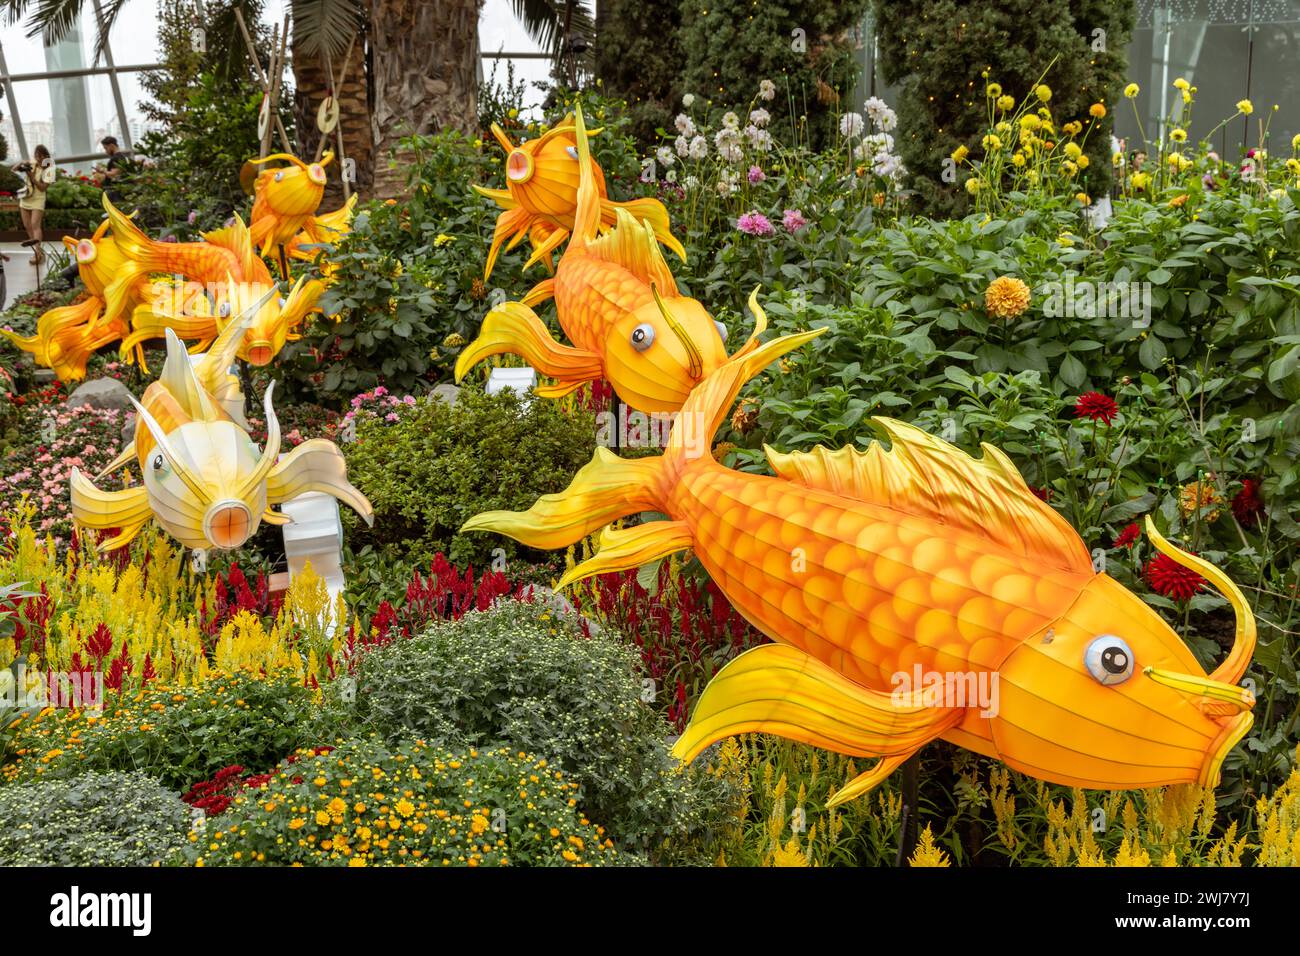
[985,276,1032,319]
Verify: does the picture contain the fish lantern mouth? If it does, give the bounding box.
[308,164,327,185]
[246,340,274,366]
[506,149,534,184]
[204,500,254,550]
[76,239,96,263]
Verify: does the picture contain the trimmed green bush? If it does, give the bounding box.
[342,384,596,570]
[0,770,192,866]
[351,599,736,863]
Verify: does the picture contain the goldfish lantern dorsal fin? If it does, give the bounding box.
[160,329,217,423]
[569,104,601,246]
[671,643,964,797]
[583,208,677,289]
[555,520,694,591]
[599,197,686,261]
[764,419,1093,574]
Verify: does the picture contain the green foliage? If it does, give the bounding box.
[593,0,687,147]
[351,600,735,862]
[181,735,634,866]
[342,384,596,570]
[0,770,192,866]
[677,0,870,150]
[874,0,1134,216]
[2,672,337,791]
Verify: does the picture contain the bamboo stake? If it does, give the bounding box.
[233,6,291,153]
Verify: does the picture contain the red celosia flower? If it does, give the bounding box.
[1231,479,1263,528]
[1144,553,1206,601]
[1074,391,1119,425]
[1113,522,1141,549]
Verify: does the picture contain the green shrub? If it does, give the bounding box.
[2,671,338,791]
[342,384,596,570]
[351,599,736,862]
[0,770,192,866]
[185,735,632,867]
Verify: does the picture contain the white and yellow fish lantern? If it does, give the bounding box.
[70,315,373,552]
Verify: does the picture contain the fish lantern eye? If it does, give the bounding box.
[277,296,287,308]
[506,149,534,184]
[565,145,579,160]
[218,302,232,318]
[714,320,728,342]
[274,171,285,182]
[152,453,166,473]
[630,323,655,352]
[1084,634,1134,685]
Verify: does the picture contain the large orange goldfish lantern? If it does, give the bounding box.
[475,112,684,279]
[463,316,1256,803]
[456,105,733,414]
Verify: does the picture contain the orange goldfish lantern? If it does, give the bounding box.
[122,272,324,368]
[463,314,1256,803]
[248,152,355,276]
[0,221,148,380]
[475,112,684,279]
[456,105,731,414]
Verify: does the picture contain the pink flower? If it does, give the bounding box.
[736,211,775,236]
[374,386,388,397]
[782,208,808,233]
[385,412,400,422]
[747,165,765,184]
[403,396,416,405]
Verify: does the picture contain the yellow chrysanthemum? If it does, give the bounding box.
[1090,102,1107,118]
[1179,479,1222,522]
[985,276,1031,319]
[986,82,1003,98]
[1064,142,1082,160]
[951,144,969,163]
[1174,77,1190,91]
[1075,192,1091,206]
[1237,99,1254,115]
[1035,84,1052,102]
[1170,127,1187,143]
[982,134,1003,151]
[997,94,1015,112]
[964,177,982,195]
[1124,82,1140,99]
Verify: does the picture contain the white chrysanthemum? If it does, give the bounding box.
[873,153,903,179]
[656,146,676,167]
[722,111,741,130]
[853,142,870,162]
[688,135,708,160]
[865,97,897,133]
[749,108,770,128]
[864,132,895,154]
[758,79,776,101]
[839,112,864,138]
[746,126,772,152]
[683,174,700,189]
[878,109,898,132]
[674,113,696,137]
[675,135,690,157]
[682,93,696,107]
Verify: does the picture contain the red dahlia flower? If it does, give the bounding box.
[1144,553,1206,601]
[1231,479,1263,528]
[1074,391,1119,425]
[1113,522,1141,549]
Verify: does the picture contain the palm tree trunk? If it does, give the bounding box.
[292,30,374,201]
[368,0,481,199]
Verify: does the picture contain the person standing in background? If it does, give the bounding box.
[14,144,55,266]
[96,136,123,203]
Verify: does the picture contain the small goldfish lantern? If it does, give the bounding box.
[475,113,684,279]
[71,307,372,552]
[456,105,731,414]
[248,152,354,276]
[123,272,324,367]
[463,319,1256,801]
[0,221,146,381]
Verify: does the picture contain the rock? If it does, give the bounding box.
[428,383,460,407]
[66,377,134,412]
[33,369,56,384]
[121,413,136,445]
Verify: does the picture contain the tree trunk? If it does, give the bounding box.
[292,30,374,203]
[368,0,481,199]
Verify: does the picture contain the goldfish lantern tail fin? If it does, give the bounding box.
[667,322,828,466]
[521,224,570,273]
[570,104,601,248]
[159,329,218,422]
[483,205,533,281]
[454,301,602,391]
[461,446,666,553]
[600,196,686,261]
[672,643,963,803]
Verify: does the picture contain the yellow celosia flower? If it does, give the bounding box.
[909,824,952,866]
